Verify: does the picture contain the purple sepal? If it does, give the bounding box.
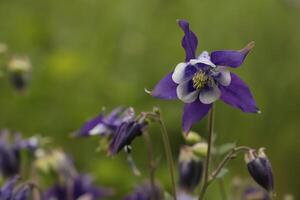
[182,101,212,134]
[210,42,255,68]
[151,72,178,100]
[220,73,259,113]
[109,121,146,155]
[75,113,105,137]
[177,19,198,62]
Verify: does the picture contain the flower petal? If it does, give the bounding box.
[199,84,221,104]
[182,101,212,134]
[177,19,198,62]
[210,41,255,68]
[172,63,197,84]
[151,72,178,100]
[220,73,259,113]
[213,66,231,86]
[177,79,199,103]
[190,51,216,67]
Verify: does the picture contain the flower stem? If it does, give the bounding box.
[210,146,251,181]
[157,113,177,200]
[143,130,156,200]
[199,104,215,200]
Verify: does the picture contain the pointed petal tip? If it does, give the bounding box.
[240,41,255,54]
[176,19,188,25]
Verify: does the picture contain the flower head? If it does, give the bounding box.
[245,148,274,192]
[178,146,203,192]
[44,174,114,200]
[7,56,32,92]
[0,130,38,177]
[151,19,259,134]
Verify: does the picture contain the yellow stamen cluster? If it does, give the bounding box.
[192,71,208,90]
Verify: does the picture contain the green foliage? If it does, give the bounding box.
[0,0,299,198]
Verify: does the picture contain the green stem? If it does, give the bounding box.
[143,131,156,200]
[210,146,251,181]
[199,104,215,200]
[158,114,177,200]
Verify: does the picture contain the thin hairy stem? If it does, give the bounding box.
[157,115,177,200]
[199,104,215,200]
[143,131,156,200]
[210,146,251,182]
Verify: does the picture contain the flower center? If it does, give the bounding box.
[192,71,209,90]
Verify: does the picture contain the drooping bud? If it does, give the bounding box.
[245,148,274,192]
[178,146,203,192]
[108,108,148,155]
[7,56,31,92]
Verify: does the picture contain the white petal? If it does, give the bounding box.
[88,124,108,135]
[172,62,188,84]
[215,66,231,86]
[199,51,210,59]
[190,51,216,67]
[199,85,221,104]
[177,81,199,103]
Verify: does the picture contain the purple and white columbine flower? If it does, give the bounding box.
[151,19,259,134]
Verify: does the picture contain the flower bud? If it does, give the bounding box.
[7,56,31,92]
[245,148,274,192]
[183,131,202,145]
[191,142,207,157]
[178,146,203,192]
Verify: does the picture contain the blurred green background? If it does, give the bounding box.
[0,0,299,199]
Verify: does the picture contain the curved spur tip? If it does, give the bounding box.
[144,88,152,95]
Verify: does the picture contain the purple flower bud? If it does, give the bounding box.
[0,130,21,177]
[245,148,274,192]
[178,146,203,192]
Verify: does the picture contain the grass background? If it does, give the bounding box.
[0,0,299,199]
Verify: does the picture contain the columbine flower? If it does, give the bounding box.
[124,182,163,200]
[0,130,38,177]
[245,148,274,192]
[74,107,127,137]
[150,19,259,134]
[108,108,147,155]
[7,56,32,92]
[44,174,114,200]
[178,146,203,192]
[0,176,31,200]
